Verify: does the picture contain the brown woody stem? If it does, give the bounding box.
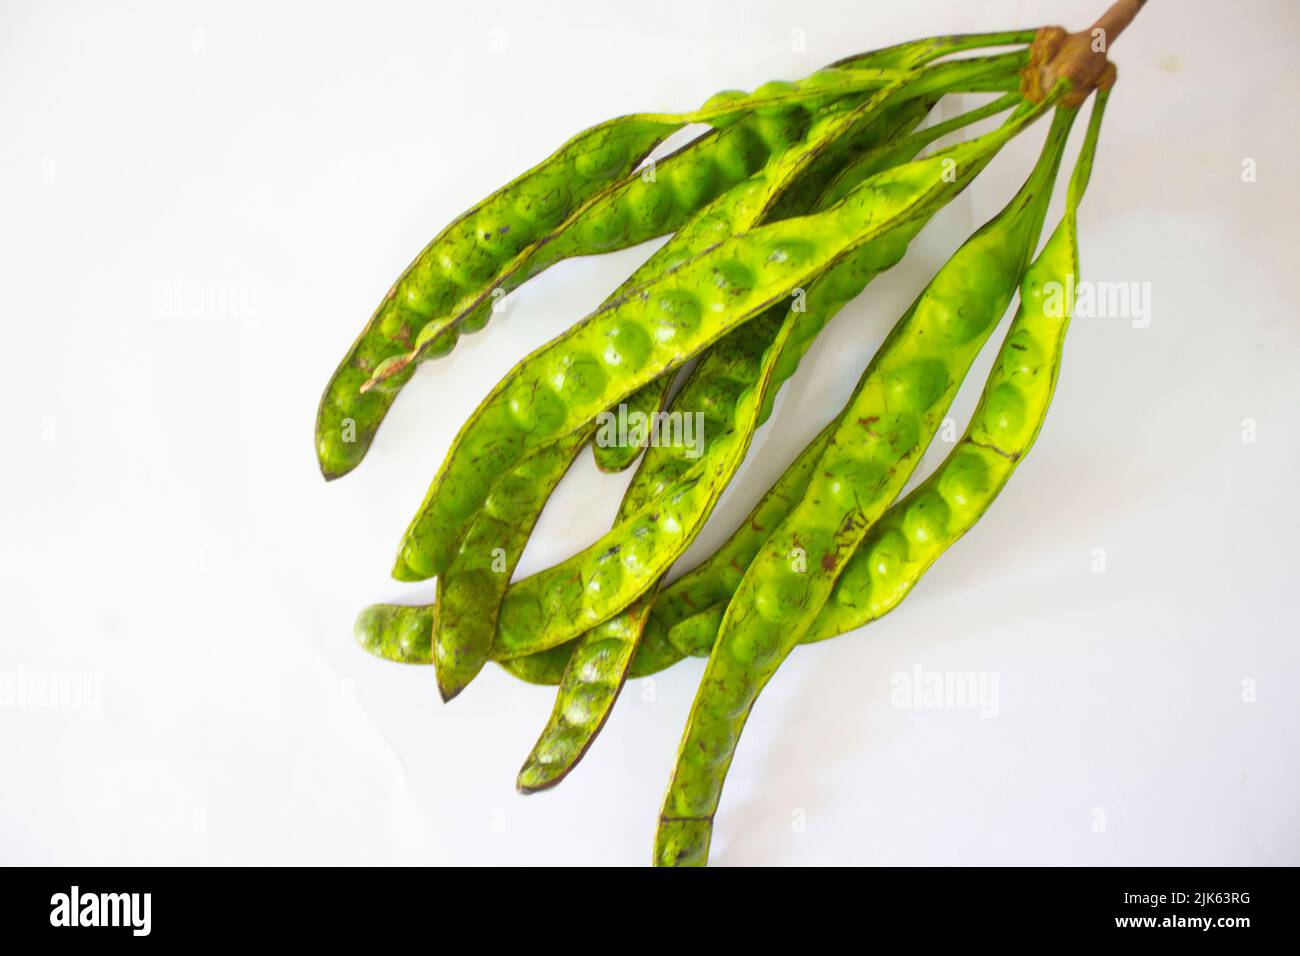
[1022,0,1147,105]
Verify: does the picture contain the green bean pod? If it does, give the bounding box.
[505,98,1052,785]
[362,48,1027,397]
[355,91,923,693]
[808,89,1108,644]
[653,99,1076,867]
[491,306,805,661]
[394,91,1047,584]
[559,95,1026,678]
[438,433,593,699]
[493,95,1034,665]
[656,91,1110,658]
[317,66,916,481]
[585,93,944,475]
[359,91,1037,694]
[654,420,837,657]
[476,84,1103,687]
[647,89,1102,658]
[515,305,801,791]
[827,31,1038,72]
[364,73,906,388]
[583,50,1028,479]
[496,640,579,686]
[352,602,433,665]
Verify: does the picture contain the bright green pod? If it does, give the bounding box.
[651,421,836,656]
[653,90,1106,661]
[491,307,806,660]
[355,87,916,695]
[807,89,1109,643]
[505,98,1043,785]
[507,92,1024,686]
[586,91,980,475]
[393,91,1049,584]
[357,97,1050,695]
[316,64,915,481]
[517,303,806,790]
[653,96,1077,867]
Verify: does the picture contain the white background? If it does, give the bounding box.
[3,0,1297,866]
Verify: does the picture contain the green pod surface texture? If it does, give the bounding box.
[355,87,916,692]
[807,91,1107,644]
[653,101,1076,867]
[334,28,1122,870]
[393,99,1044,584]
[317,61,922,481]
[517,304,815,790]
[509,93,1041,788]
[642,94,1025,660]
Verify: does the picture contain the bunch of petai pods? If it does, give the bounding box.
[321,2,1144,865]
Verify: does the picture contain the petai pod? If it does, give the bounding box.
[653,418,838,656]
[502,90,1028,681]
[806,88,1109,644]
[585,91,953,476]
[647,96,1038,660]
[423,96,1102,697]
[585,94,939,475]
[499,92,1024,685]
[515,306,808,791]
[354,88,917,692]
[491,306,806,662]
[393,86,1049,584]
[650,95,1032,657]
[364,71,905,388]
[656,91,1108,658]
[317,64,917,480]
[580,40,1032,476]
[504,96,1055,782]
[496,640,578,687]
[653,97,1076,867]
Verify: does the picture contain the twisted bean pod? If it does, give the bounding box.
[355,91,923,693]
[582,40,1031,477]
[807,89,1108,644]
[316,65,908,480]
[357,92,1036,693]
[495,93,1042,659]
[506,99,1059,786]
[657,90,1110,658]
[515,307,802,791]
[654,419,837,657]
[585,94,946,476]
[365,73,907,388]
[394,81,1042,584]
[507,93,1023,684]
[653,98,1075,867]
[464,79,1101,692]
